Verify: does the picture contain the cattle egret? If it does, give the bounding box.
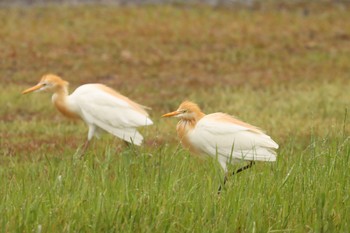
[162,101,278,191]
[22,74,153,152]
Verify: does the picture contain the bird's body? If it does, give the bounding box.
[23,74,153,147]
[163,101,278,172]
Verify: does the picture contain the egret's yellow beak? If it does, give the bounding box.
[162,110,181,118]
[22,83,44,94]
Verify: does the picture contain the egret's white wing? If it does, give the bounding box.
[81,108,145,145]
[70,84,153,145]
[188,113,278,170]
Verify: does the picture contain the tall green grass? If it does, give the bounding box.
[1,136,349,232]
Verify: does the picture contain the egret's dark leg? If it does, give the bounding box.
[81,125,96,157]
[80,140,90,156]
[124,141,131,147]
[232,161,255,175]
[218,161,255,194]
[217,175,228,194]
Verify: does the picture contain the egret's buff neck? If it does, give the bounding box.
[174,101,204,153]
[43,74,79,119]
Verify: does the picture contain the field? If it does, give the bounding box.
[1,3,350,232]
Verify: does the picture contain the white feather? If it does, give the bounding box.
[188,113,278,171]
[67,84,153,145]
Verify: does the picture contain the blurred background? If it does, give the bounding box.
[0,0,280,6]
[0,0,347,6]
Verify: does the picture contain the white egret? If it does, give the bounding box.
[162,101,278,192]
[22,74,153,152]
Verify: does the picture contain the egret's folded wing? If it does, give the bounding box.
[189,113,278,162]
[72,84,153,128]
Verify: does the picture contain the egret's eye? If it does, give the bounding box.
[42,83,47,86]
[182,109,188,113]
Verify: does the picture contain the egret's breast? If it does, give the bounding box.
[52,94,81,120]
[176,120,199,154]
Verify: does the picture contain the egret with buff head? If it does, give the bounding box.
[162,101,278,192]
[22,74,153,153]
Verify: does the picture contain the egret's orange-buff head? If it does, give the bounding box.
[162,101,205,121]
[22,74,69,94]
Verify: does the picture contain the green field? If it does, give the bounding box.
[1,3,350,232]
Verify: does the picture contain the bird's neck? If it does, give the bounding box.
[176,112,205,144]
[177,118,196,131]
[182,110,204,124]
[52,86,79,119]
[176,118,201,154]
[181,111,205,123]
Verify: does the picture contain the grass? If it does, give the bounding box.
[1,3,350,232]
